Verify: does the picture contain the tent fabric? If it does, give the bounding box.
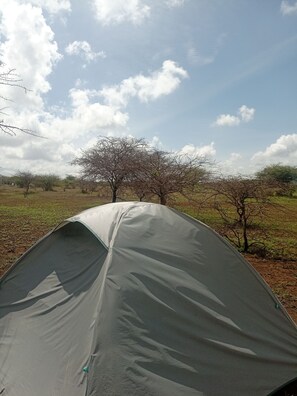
[0,201,297,396]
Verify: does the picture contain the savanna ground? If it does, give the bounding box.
[0,184,296,324]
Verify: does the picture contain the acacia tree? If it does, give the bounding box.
[256,164,297,196]
[63,175,78,190]
[35,174,61,191]
[132,149,208,205]
[72,136,147,202]
[208,176,274,253]
[16,171,35,196]
[0,63,35,136]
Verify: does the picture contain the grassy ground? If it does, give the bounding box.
[0,185,296,322]
[0,186,108,272]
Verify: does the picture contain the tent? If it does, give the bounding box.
[0,202,296,395]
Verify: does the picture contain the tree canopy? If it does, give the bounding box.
[256,164,297,184]
[73,136,209,204]
[208,176,273,253]
[72,136,147,202]
[132,149,208,205]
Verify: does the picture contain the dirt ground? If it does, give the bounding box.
[247,255,297,324]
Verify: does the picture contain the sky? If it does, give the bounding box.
[0,0,296,177]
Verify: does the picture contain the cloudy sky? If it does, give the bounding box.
[0,0,296,176]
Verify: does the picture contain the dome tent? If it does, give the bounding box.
[0,202,296,396]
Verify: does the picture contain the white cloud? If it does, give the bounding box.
[252,134,297,165]
[0,59,187,175]
[149,138,216,163]
[29,0,70,14]
[166,0,185,7]
[4,0,71,14]
[92,0,150,25]
[228,152,242,162]
[218,152,244,175]
[1,138,80,175]
[0,0,62,111]
[213,114,241,127]
[0,0,130,175]
[0,1,188,176]
[0,95,129,175]
[150,136,163,149]
[179,142,216,159]
[67,89,129,132]
[100,60,188,108]
[238,105,255,122]
[213,105,255,127]
[280,1,297,15]
[65,41,106,63]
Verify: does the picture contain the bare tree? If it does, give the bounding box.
[72,136,147,202]
[133,149,208,205]
[35,174,61,191]
[78,177,98,194]
[0,63,37,136]
[208,176,274,253]
[16,171,35,196]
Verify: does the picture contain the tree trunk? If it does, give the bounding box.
[242,217,249,252]
[23,189,29,198]
[112,188,117,203]
[160,194,167,205]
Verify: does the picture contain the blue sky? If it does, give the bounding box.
[0,0,296,176]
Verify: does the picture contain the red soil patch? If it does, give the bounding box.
[246,255,297,324]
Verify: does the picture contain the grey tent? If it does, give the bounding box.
[0,202,297,396]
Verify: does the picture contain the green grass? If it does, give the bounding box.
[0,185,296,275]
[0,186,106,225]
[0,186,110,273]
